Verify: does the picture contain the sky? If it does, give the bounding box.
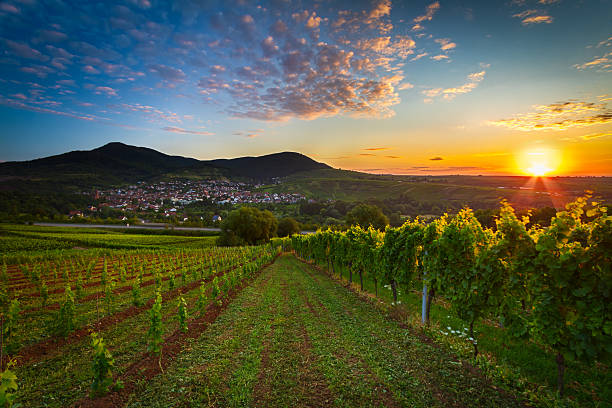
[0,0,611,176]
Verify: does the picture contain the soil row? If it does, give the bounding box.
[73,253,279,408]
[12,254,264,368]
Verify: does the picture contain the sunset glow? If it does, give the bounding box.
[527,164,552,177]
[517,149,562,177]
[0,1,610,175]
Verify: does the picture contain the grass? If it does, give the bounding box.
[322,260,611,407]
[0,224,217,257]
[126,254,522,408]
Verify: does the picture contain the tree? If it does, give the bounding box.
[346,204,389,231]
[217,206,278,246]
[277,217,300,237]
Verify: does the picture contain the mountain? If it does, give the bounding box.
[0,142,332,191]
[206,151,330,180]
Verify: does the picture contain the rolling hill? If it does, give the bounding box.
[0,142,331,191]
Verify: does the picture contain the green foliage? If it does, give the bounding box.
[75,273,84,301]
[217,206,278,246]
[147,291,163,355]
[131,280,143,307]
[277,217,301,237]
[119,266,127,282]
[0,285,8,314]
[528,196,611,394]
[168,269,176,291]
[196,281,208,316]
[211,276,220,299]
[4,299,20,354]
[0,361,18,408]
[55,285,76,337]
[39,280,49,307]
[346,203,389,231]
[177,295,188,333]
[285,195,612,397]
[90,332,117,397]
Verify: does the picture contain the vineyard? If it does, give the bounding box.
[282,195,611,407]
[0,195,609,407]
[0,230,279,407]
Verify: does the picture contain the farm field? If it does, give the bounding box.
[0,230,277,407]
[0,214,609,408]
[0,224,217,262]
[123,254,522,408]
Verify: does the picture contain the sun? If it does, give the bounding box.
[527,163,552,177]
[517,148,561,177]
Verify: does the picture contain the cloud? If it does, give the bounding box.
[363,147,389,151]
[148,64,186,82]
[414,2,440,24]
[431,54,449,61]
[580,131,612,140]
[429,156,443,161]
[4,40,49,61]
[385,155,400,159]
[0,0,452,125]
[574,52,611,72]
[397,82,414,91]
[94,86,118,97]
[162,126,214,135]
[119,103,182,123]
[0,3,19,13]
[489,100,612,131]
[82,65,100,74]
[233,129,264,138]
[435,38,456,51]
[522,15,553,24]
[261,36,279,57]
[410,52,428,61]
[422,70,486,102]
[359,153,377,156]
[512,9,553,25]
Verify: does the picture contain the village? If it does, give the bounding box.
[69,180,306,221]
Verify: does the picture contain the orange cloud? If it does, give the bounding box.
[422,70,486,102]
[513,9,553,25]
[580,131,612,140]
[489,100,612,131]
[414,2,440,24]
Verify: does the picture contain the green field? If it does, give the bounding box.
[0,224,609,407]
[124,255,522,407]
[0,225,217,262]
[259,169,612,209]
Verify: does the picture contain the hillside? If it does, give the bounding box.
[0,143,330,191]
[206,151,330,180]
[258,168,612,211]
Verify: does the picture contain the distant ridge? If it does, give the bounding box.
[207,151,330,180]
[0,142,332,190]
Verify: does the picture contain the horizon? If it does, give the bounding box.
[1,0,611,176]
[2,140,610,178]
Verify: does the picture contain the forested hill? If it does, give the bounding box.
[0,142,332,191]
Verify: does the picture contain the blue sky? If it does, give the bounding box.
[1,0,610,175]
